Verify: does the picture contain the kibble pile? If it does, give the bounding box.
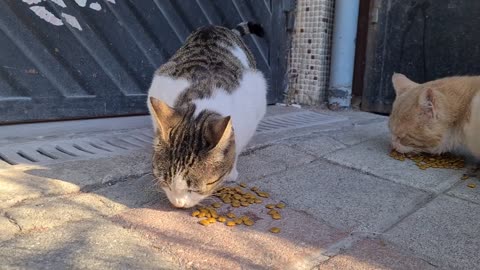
[389,149,478,189]
[191,183,284,234]
[389,150,465,170]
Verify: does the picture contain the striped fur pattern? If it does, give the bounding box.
[156,25,257,107]
[148,22,266,208]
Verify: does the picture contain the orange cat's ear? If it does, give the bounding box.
[392,73,418,95]
[419,88,436,119]
[149,97,181,141]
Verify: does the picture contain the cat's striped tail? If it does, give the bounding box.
[233,22,265,38]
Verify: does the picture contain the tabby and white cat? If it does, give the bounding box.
[147,22,267,208]
[389,73,480,159]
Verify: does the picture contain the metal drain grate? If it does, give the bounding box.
[0,130,154,167]
[256,111,346,133]
[0,111,346,167]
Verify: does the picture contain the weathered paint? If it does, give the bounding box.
[61,13,82,31]
[29,6,63,26]
[24,0,112,31]
[50,0,66,8]
[89,2,102,11]
[74,0,87,8]
[0,0,292,124]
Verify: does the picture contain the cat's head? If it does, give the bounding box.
[149,97,236,208]
[389,73,450,154]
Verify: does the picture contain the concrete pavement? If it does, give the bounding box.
[0,106,478,269]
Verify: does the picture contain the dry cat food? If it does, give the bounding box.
[390,150,480,188]
[192,183,285,234]
[389,150,465,170]
[269,227,281,233]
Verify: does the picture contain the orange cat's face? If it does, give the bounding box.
[388,73,449,154]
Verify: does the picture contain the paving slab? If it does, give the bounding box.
[94,174,160,208]
[0,150,152,209]
[237,144,316,181]
[114,199,347,270]
[279,133,346,157]
[0,215,20,241]
[22,150,152,190]
[250,160,428,232]
[4,193,126,233]
[385,195,480,270]
[0,169,79,209]
[447,177,480,205]
[324,137,465,193]
[0,219,177,270]
[322,119,389,146]
[4,174,160,233]
[316,239,437,270]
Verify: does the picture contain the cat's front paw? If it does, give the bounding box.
[226,168,239,182]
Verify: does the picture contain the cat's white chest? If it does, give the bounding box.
[193,70,267,155]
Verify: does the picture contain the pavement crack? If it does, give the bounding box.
[240,143,273,157]
[4,212,22,231]
[80,172,149,193]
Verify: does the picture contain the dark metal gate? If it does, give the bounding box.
[0,0,294,124]
[362,0,480,114]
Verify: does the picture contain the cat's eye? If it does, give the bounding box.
[206,177,222,186]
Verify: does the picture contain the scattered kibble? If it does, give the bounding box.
[199,219,211,226]
[244,219,254,226]
[234,218,243,225]
[467,183,476,188]
[272,213,282,220]
[207,217,216,223]
[269,227,281,233]
[389,150,465,170]
[191,182,283,233]
[461,174,470,180]
[257,192,270,198]
[275,203,286,209]
[240,201,250,207]
[268,209,278,215]
[266,204,275,209]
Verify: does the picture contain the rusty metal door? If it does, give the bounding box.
[0,0,294,124]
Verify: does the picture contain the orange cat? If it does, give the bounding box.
[389,73,480,160]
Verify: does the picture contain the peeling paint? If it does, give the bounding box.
[89,2,102,11]
[22,0,43,5]
[61,13,83,31]
[29,6,63,26]
[23,0,116,31]
[50,0,66,8]
[74,0,87,7]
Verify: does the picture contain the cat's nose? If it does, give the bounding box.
[171,198,187,208]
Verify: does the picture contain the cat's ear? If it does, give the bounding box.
[392,73,418,95]
[149,97,180,141]
[206,116,234,150]
[419,88,436,119]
